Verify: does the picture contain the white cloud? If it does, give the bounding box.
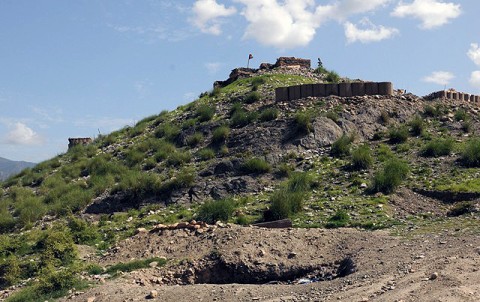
[5,122,43,145]
[191,0,237,35]
[422,71,454,85]
[467,43,480,66]
[344,18,399,44]
[392,0,461,29]
[205,62,223,74]
[470,71,480,89]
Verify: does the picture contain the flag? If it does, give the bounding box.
[248,54,253,60]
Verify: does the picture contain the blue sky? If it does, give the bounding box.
[1,0,479,162]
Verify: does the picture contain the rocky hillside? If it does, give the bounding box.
[0,157,35,181]
[1,62,479,301]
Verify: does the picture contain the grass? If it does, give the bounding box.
[197,198,237,224]
[196,104,215,122]
[230,108,257,128]
[351,144,373,170]
[370,158,409,194]
[294,112,313,134]
[388,125,409,144]
[106,257,167,276]
[330,134,353,158]
[259,108,279,122]
[460,138,480,167]
[421,138,454,157]
[212,125,230,144]
[244,91,261,104]
[242,157,271,174]
[325,210,350,228]
[409,115,425,136]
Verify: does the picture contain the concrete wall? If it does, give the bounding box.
[275,82,393,102]
[426,90,480,102]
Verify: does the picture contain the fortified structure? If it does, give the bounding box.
[425,90,480,102]
[275,82,394,102]
[68,137,92,149]
[214,57,311,88]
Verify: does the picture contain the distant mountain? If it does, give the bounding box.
[0,157,36,181]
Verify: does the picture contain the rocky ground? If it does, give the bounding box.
[60,217,480,302]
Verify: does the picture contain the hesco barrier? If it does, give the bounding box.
[426,90,480,102]
[275,82,393,102]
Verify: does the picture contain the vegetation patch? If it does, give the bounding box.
[197,198,237,224]
[370,158,409,194]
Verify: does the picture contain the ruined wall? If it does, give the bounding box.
[68,137,92,149]
[425,90,480,102]
[275,82,393,102]
[274,57,311,69]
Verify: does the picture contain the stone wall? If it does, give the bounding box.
[274,57,311,69]
[275,82,393,102]
[425,90,480,102]
[68,137,92,149]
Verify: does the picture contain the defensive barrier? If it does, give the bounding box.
[427,90,480,103]
[275,82,393,102]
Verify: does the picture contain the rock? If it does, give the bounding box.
[135,228,147,234]
[149,261,158,268]
[429,272,439,280]
[288,252,297,259]
[147,290,158,299]
[87,297,96,302]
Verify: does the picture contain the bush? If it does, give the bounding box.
[294,112,313,134]
[409,115,425,136]
[462,120,472,133]
[67,216,99,245]
[230,107,258,128]
[154,123,180,142]
[186,132,204,147]
[212,125,230,144]
[423,104,444,118]
[351,144,373,170]
[259,108,279,122]
[388,125,409,144]
[421,138,454,157]
[325,70,340,83]
[242,158,271,174]
[106,257,167,275]
[124,149,144,167]
[379,111,390,125]
[447,202,477,217]
[37,266,78,295]
[326,111,339,123]
[370,158,409,194]
[197,148,215,161]
[196,105,215,122]
[36,228,77,267]
[251,77,266,91]
[166,151,191,167]
[331,134,353,158]
[244,91,261,104]
[454,108,468,121]
[325,210,350,228]
[460,138,480,167]
[0,255,21,286]
[197,198,236,224]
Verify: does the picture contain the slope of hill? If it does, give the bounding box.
[0,157,36,181]
[1,61,479,301]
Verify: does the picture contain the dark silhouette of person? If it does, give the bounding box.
[188,187,199,202]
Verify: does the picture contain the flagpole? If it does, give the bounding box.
[247,58,250,68]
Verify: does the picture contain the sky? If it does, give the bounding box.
[1,0,480,163]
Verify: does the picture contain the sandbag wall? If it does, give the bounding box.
[427,90,480,102]
[275,82,393,102]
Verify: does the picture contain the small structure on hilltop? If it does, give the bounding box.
[425,89,480,102]
[68,137,92,149]
[214,57,311,88]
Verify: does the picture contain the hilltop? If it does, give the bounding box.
[1,58,479,301]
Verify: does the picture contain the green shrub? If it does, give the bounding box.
[326,111,339,123]
[15,197,47,227]
[229,102,243,116]
[212,125,230,144]
[154,123,181,142]
[276,163,294,177]
[421,138,454,157]
[0,255,21,286]
[251,77,266,91]
[259,108,279,122]
[36,228,77,267]
[186,132,204,147]
[377,144,394,161]
[287,172,313,192]
[460,138,480,167]
[423,105,437,117]
[197,148,215,161]
[230,109,257,128]
[196,105,215,122]
[242,158,271,174]
[209,86,221,97]
[67,216,99,245]
[462,120,472,133]
[124,149,144,167]
[37,266,78,295]
[454,108,468,121]
[351,144,373,170]
[154,142,176,162]
[409,115,425,136]
[325,70,340,83]
[166,151,191,167]
[331,134,353,158]
[388,125,409,144]
[325,210,350,228]
[447,202,477,217]
[294,112,313,134]
[197,198,237,224]
[379,111,390,125]
[244,91,261,104]
[370,158,409,194]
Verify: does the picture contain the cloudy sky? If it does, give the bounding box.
[1,0,479,162]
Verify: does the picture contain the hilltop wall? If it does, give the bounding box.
[275,82,393,102]
[425,90,480,102]
[68,137,92,149]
